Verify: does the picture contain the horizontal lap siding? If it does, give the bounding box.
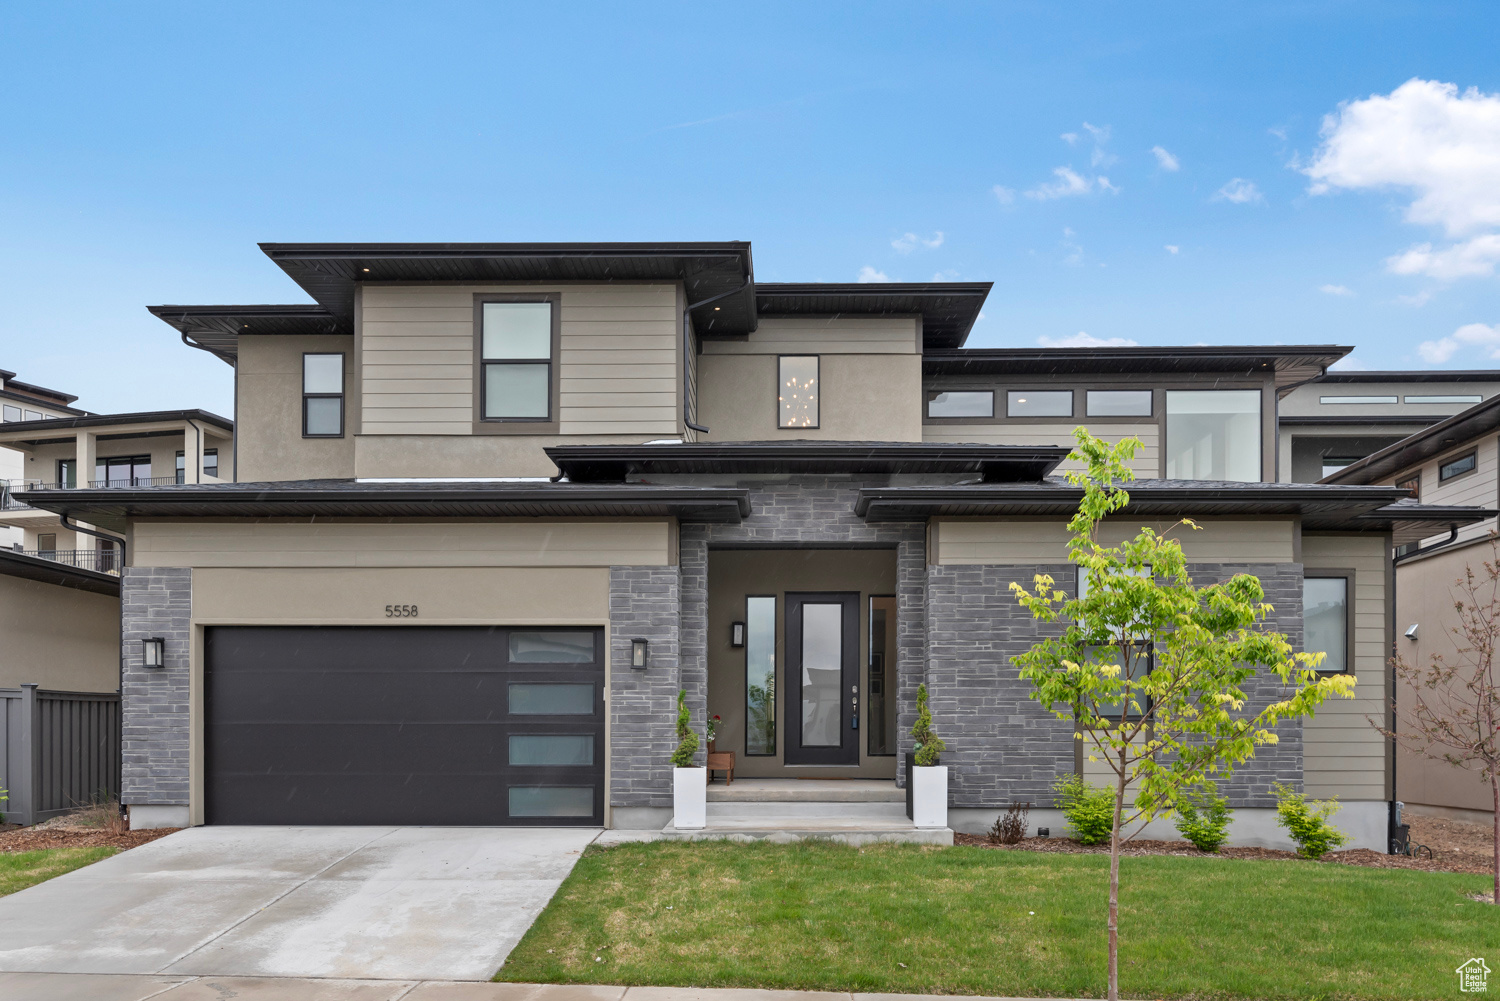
[1395,432,1499,547]
[360,285,679,437]
[1301,533,1389,800]
[131,520,674,568]
[701,316,919,355]
[936,518,1296,565]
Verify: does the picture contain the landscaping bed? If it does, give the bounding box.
[499,838,1497,1001]
[0,806,179,854]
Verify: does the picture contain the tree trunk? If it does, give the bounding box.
[1109,749,1127,1001]
[1492,773,1498,906]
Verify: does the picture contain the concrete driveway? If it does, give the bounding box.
[0,826,601,982]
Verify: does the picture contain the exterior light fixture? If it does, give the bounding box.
[631,638,649,670]
[730,621,745,648]
[142,637,165,669]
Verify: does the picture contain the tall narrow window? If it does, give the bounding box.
[745,596,776,755]
[1165,390,1261,481]
[1304,576,1350,674]
[481,301,553,420]
[867,595,897,755]
[303,353,344,437]
[778,356,819,428]
[57,459,76,488]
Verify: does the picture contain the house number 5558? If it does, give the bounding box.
[385,604,418,618]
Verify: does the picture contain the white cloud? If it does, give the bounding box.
[1319,284,1355,296]
[1037,331,1140,348]
[1417,322,1500,363]
[1083,123,1116,167]
[1060,132,1079,145]
[1327,354,1370,371]
[1386,234,1500,279]
[931,270,959,281]
[1268,126,1288,141]
[1150,145,1180,171]
[1306,79,1500,281]
[1164,244,1180,254]
[856,266,891,283]
[1026,166,1120,200]
[1397,290,1432,307]
[891,231,944,253]
[992,185,1015,205]
[1214,178,1264,204]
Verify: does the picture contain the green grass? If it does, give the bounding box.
[498,840,1500,1000]
[0,846,118,897]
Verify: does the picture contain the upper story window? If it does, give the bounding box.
[176,448,219,483]
[1439,450,1477,482]
[927,391,993,418]
[1396,472,1421,499]
[1007,390,1072,417]
[1319,395,1396,404]
[1303,575,1350,674]
[1086,390,1152,417]
[779,355,819,428]
[1321,457,1360,478]
[1406,395,1482,404]
[481,301,554,421]
[303,353,345,437]
[1164,390,1261,482]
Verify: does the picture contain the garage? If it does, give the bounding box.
[204,625,605,826]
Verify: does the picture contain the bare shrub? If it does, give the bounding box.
[988,802,1031,844]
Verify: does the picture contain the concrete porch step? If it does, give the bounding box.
[660,822,953,845]
[707,801,908,821]
[706,778,903,803]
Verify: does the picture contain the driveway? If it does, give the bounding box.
[0,826,601,981]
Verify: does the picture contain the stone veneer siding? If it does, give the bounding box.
[675,477,926,785]
[120,566,192,808]
[609,565,682,809]
[924,561,1305,810]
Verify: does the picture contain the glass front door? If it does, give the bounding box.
[784,592,859,766]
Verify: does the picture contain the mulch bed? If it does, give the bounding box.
[954,831,1495,876]
[0,824,179,854]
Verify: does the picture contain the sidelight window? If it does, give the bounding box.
[745,596,776,755]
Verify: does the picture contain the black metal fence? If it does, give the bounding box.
[0,684,121,826]
[17,548,122,575]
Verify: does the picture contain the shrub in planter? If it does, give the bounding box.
[1174,785,1233,852]
[911,683,945,765]
[670,690,699,768]
[1274,782,1350,859]
[1053,774,1114,846]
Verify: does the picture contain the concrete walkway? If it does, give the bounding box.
[0,827,600,982]
[0,976,1091,1000]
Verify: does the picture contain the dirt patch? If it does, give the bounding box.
[0,824,179,854]
[953,832,1495,876]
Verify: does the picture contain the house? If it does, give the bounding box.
[1277,371,1500,483]
[0,368,89,550]
[1324,394,1500,822]
[19,241,1490,847]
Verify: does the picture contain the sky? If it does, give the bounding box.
[3,2,1500,416]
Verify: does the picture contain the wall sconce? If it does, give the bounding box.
[730,621,745,648]
[631,638,649,670]
[142,637,165,670]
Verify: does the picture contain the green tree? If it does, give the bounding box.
[1011,429,1355,1001]
[670,690,699,768]
[911,683,945,765]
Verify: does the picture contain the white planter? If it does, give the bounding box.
[911,765,949,828]
[673,766,707,830]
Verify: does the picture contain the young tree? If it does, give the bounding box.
[1011,429,1356,1001]
[1378,535,1500,904]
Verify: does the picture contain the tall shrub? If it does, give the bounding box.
[669,690,699,768]
[911,683,945,765]
[1274,783,1350,859]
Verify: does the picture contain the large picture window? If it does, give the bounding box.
[303,353,344,437]
[1165,390,1261,481]
[745,596,776,755]
[481,301,553,421]
[1304,575,1350,674]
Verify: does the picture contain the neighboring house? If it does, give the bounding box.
[0,368,89,549]
[19,241,1488,848]
[0,410,234,571]
[1324,395,1500,822]
[1278,371,1500,483]
[0,548,120,690]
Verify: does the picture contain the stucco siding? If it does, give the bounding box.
[0,574,119,691]
[237,335,356,482]
[934,517,1296,566]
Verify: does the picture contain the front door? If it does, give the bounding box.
[784,592,859,765]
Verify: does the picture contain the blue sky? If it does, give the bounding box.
[3,2,1500,416]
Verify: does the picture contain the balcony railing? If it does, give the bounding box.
[86,475,179,488]
[1,475,186,510]
[16,548,121,576]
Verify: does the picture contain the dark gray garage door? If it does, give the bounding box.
[205,626,604,826]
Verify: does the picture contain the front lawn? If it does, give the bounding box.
[499,840,1498,1001]
[0,846,118,897]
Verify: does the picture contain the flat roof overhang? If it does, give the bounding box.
[923,345,1351,392]
[545,441,1069,483]
[855,480,1493,544]
[1324,395,1500,485]
[14,480,752,533]
[0,409,232,445]
[754,282,992,350]
[0,549,119,596]
[1317,370,1500,383]
[148,305,345,363]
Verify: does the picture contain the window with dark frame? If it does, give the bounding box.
[1440,451,1477,481]
[778,355,819,428]
[480,301,553,421]
[744,596,776,755]
[1007,390,1073,417]
[927,390,994,418]
[302,353,344,437]
[1303,575,1351,674]
[175,448,219,483]
[1395,472,1421,499]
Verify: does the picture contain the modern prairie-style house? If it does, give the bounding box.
[18,241,1492,847]
[0,368,89,550]
[1326,394,1500,822]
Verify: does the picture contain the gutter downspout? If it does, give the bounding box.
[1393,523,1459,565]
[61,512,127,567]
[682,278,753,435]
